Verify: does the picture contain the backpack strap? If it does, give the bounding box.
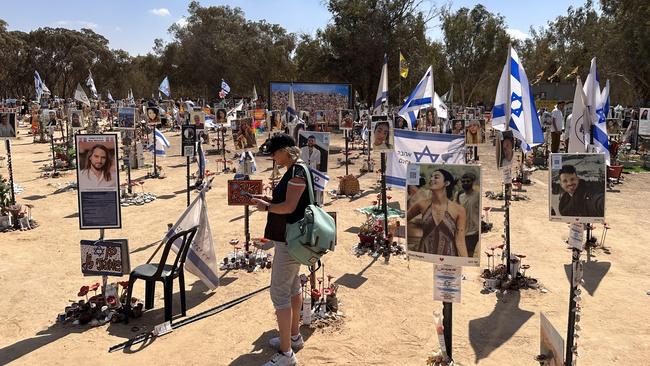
[294,161,315,205]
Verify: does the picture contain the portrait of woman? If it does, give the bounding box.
[215,108,227,124]
[146,107,161,125]
[425,108,437,130]
[465,120,484,145]
[406,163,481,266]
[372,120,392,150]
[234,118,257,150]
[451,120,464,135]
[497,130,515,169]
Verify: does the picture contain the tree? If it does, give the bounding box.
[441,4,511,106]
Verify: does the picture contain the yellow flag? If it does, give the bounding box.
[399,52,409,79]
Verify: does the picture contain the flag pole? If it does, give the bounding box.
[504,44,513,278]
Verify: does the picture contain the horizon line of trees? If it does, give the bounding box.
[0,0,647,107]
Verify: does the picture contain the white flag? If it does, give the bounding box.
[252,85,258,102]
[86,71,98,99]
[567,77,589,153]
[373,54,388,115]
[582,57,609,164]
[386,129,465,188]
[74,83,90,107]
[167,180,219,289]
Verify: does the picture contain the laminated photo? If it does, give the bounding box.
[549,153,606,223]
[496,130,515,169]
[0,112,17,138]
[339,109,354,130]
[116,107,135,129]
[232,117,257,151]
[371,118,393,151]
[465,119,485,145]
[406,162,481,266]
[298,131,330,172]
[146,107,161,125]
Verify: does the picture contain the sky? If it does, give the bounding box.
[1,0,591,56]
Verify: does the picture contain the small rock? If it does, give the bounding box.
[541,288,548,294]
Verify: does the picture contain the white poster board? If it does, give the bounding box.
[639,107,650,136]
[433,264,462,303]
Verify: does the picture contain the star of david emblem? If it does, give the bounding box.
[414,146,439,163]
[596,107,606,123]
[510,93,523,118]
[93,247,105,256]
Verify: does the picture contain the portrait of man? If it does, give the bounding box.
[46,109,58,127]
[190,111,206,130]
[300,135,321,170]
[406,163,481,266]
[496,130,515,169]
[70,110,84,129]
[339,109,354,130]
[0,112,17,138]
[78,144,118,190]
[549,153,606,222]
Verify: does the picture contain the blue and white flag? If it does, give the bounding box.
[159,76,171,97]
[149,128,171,156]
[310,168,330,191]
[601,79,610,119]
[398,66,434,129]
[221,79,231,94]
[373,54,389,115]
[361,124,369,141]
[127,89,135,105]
[567,77,590,154]
[582,57,610,164]
[86,71,98,99]
[492,46,544,152]
[386,129,465,188]
[168,178,219,289]
[34,71,50,101]
[196,140,206,179]
[107,91,114,102]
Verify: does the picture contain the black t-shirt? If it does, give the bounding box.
[263,163,312,242]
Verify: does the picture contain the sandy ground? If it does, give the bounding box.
[1,124,649,366]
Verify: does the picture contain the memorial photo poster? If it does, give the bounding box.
[0,112,17,138]
[146,107,161,126]
[215,108,227,125]
[182,125,197,157]
[549,153,606,223]
[465,119,485,145]
[298,130,330,172]
[339,109,354,130]
[190,111,206,130]
[268,82,352,114]
[117,107,135,129]
[232,117,257,151]
[371,118,394,152]
[75,134,121,229]
[496,130,515,170]
[405,162,481,266]
[269,110,285,131]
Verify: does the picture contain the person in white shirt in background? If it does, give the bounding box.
[550,101,565,153]
[299,135,320,170]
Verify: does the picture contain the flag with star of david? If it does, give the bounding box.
[386,129,465,188]
[491,47,544,152]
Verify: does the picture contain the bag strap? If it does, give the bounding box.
[294,161,315,205]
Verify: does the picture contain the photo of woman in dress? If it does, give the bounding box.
[406,163,481,266]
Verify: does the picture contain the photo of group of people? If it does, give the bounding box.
[549,153,606,223]
[232,117,257,151]
[117,107,135,129]
[406,163,481,266]
[0,112,17,138]
[269,82,351,113]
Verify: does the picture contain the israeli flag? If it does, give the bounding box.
[433,92,448,119]
[287,84,298,122]
[373,54,389,115]
[196,140,206,179]
[149,128,171,156]
[34,71,50,101]
[107,91,114,102]
[386,129,465,188]
[74,83,90,107]
[168,179,219,289]
[86,71,98,98]
[221,79,231,94]
[601,79,610,119]
[398,66,434,129]
[159,76,171,97]
[583,58,610,164]
[491,47,544,152]
[310,168,330,191]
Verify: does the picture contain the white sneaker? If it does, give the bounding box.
[269,334,304,350]
[262,351,297,366]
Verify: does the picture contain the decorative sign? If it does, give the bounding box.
[80,239,130,276]
[227,180,263,206]
[568,223,584,250]
[434,264,462,303]
[182,125,197,157]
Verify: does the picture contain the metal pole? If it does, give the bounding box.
[381,152,389,257]
[186,156,191,207]
[222,128,227,172]
[565,247,581,365]
[345,130,349,175]
[50,131,57,176]
[152,128,158,177]
[367,123,372,171]
[244,205,250,253]
[504,183,512,276]
[443,302,453,359]
[5,140,16,205]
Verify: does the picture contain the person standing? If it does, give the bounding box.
[550,101,565,153]
[456,173,480,257]
[252,134,312,366]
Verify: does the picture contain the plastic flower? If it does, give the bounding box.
[78,285,90,297]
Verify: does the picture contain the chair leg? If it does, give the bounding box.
[145,280,155,310]
[179,270,186,317]
[163,278,173,322]
[124,277,136,324]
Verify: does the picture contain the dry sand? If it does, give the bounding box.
[1,125,649,365]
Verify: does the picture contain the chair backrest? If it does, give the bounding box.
[151,225,199,278]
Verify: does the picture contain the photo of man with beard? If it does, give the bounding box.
[78,144,117,190]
